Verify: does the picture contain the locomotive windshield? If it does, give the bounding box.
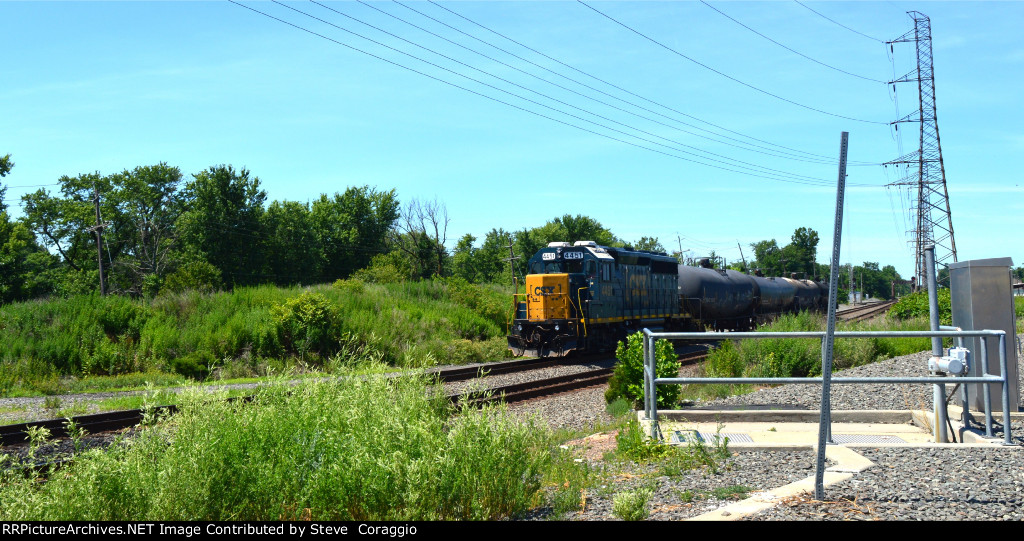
[529,260,584,274]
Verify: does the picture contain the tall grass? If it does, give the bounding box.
[0,279,515,394]
[704,311,933,380]
[0,373,550,520]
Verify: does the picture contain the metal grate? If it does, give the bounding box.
[670,430,753,444]
[831,434,906,444]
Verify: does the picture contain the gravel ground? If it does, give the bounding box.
[508,341,1024,521]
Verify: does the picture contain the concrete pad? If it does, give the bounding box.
[638,407,1021,521]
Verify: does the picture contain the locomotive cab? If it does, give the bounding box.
[508,241,680,357]
[508,243,595,357]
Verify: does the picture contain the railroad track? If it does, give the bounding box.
[456,347,711,406]
[0,348,714,447]
[0,354,611,447]
[836,300,896,322]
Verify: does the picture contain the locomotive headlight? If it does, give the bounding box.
[554,324,560,331]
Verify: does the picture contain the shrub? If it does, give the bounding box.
[612,486,653,521]
[349,253,410,284]
[161,260,222,295]
[889,289,952,325]
[605,332,680,408]
[272,291,340,359]
[704,339,744,378]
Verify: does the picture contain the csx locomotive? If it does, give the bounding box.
[506,241,827,357]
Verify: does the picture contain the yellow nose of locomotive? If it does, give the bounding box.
[525,273,570,320]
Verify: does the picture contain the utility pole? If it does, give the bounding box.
[90,183,107,296]
[736,241,747,273]
[886,11,957,286]
[503,236,520,293]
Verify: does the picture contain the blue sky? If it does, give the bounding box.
[3,1,1022,279]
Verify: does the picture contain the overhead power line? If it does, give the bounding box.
[700,1,886,83]
[577,0,888,125]
[303,1,844,184]
[364,0,841,167]
[424,0,878,166]
[230,1,883,187]
[794,0,886,43]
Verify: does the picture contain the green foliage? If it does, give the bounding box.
[605,397,633,418]
[545,446,595,519]
[605,332,681,408]
[888,289,952,325]
[0,374,551,520]
[749,227,819,277]
[704,339,744,378]
[272,291,341,359]
[710,485,751,500]
[177,165,266,288]
[614,417,670,462]
[612,486,653,521]
[701,312,934,383]
[0,279,514,390]
[160,259,222,294]
[350,252,411,284]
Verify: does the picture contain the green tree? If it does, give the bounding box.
[177,165,267,287]
[632,236,665,253]
[782,227,819,278]
[451,234,479,283]
[750,239,782,275]
[107,163,185,295]
[21,172,105,279]
[262,200,317,285]
[451,230,511,284]
[0,156,59,302]
[310,187,399,282]
[551,214,617,246]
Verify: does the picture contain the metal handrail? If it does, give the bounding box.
[641,328,1014,446]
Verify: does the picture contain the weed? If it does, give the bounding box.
[25,425,51,463]
[545,446,596,519]
[605,397,633,418]
[710,485,751,500]
[0,373,552,521]
[43,396,62,411]
[615,418,670,462]
[676,489,696,503]
[64,419,89,454]
[612,485,654,521]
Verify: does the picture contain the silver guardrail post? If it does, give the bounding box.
[980,337,993,437]
[999,333,1012,445]
[924,245,949,443]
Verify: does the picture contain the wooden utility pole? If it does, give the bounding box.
[503,236,520,293]
[91,183,107,295]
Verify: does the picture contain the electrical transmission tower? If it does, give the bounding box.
[885,11,957,286]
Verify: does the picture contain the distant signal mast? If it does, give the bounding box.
[885,11,957,286]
